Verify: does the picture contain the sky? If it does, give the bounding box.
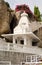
[5,0,42,14]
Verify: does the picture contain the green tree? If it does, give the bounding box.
[34,6,41,21]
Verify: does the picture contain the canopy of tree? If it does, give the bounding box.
[34,6,41,21]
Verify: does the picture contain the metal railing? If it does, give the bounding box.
[26,55,42,62]
[21,55,42,65]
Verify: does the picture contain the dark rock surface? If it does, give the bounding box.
[0,0,12,35]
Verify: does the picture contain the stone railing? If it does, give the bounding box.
[0,43,23,51]
[0,42,42,55]
[0,42,14,51]
[0,43,9,51]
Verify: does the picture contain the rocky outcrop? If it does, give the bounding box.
[10,10,21,33]
[0,0,12,35]
[0,0,19,42]
[10,11,18,33]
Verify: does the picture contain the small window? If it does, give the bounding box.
[15,39,17,44]
[20,40,24,45]
[32,41,37,46]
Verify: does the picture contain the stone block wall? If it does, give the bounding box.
[0,51,33,65]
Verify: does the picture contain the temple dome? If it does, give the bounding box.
[14,12,31,34]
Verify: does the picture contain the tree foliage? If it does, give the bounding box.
[34,6,41,21]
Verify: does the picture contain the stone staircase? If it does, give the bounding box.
[30,22,42,32]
